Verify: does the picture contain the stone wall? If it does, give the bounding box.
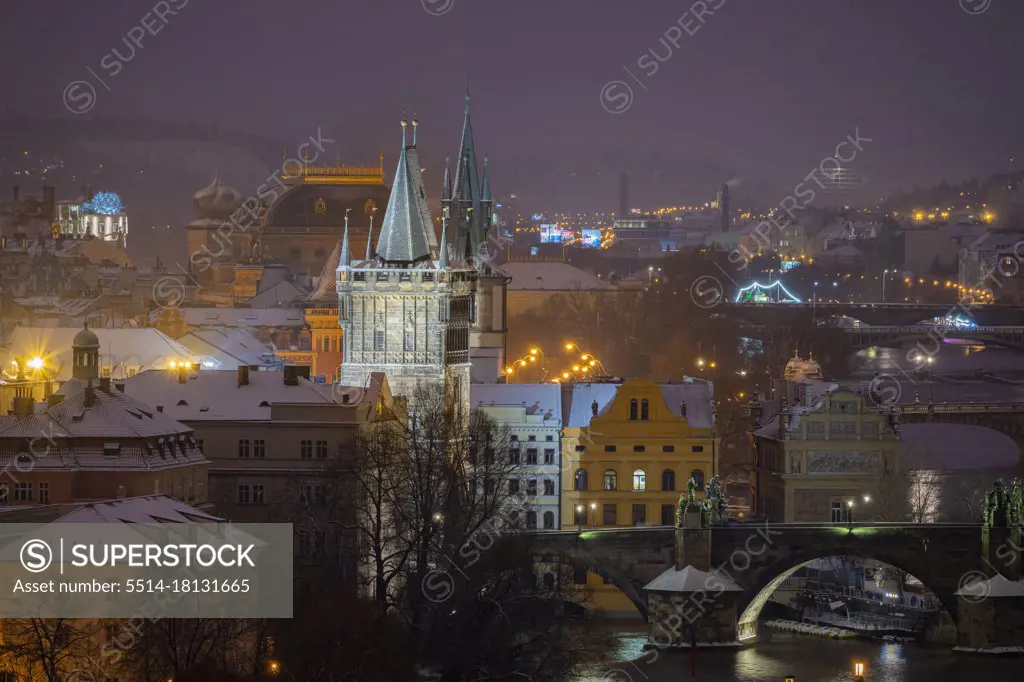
[648,591,738,646]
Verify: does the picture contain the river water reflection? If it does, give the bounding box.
[568,621,1023,681]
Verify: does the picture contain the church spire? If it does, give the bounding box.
[481,154,492,203]
[439,208,450,270]
[441,155,452,202]
[375,116,434,264]
[340,209,351,267]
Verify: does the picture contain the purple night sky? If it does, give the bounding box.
[5,0,1024,209]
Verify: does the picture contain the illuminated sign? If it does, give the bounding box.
[780,260,800,272]
[539,224,573,244]
[581,229,602,248]
[735,281,801,303]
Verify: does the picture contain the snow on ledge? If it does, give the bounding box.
[643,565,743,593]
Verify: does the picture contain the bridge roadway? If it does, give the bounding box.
[841,324,1024,350]
[724,302,1024,327]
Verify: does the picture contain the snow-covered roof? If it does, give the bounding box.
[249,280,308,308]
[162,307,305,328]
[955,574,1024,599]
[5,326,194,382]
[644,565,743,593]
[176,329,279,370]
[471,383,561,425]
[561,380,714,429]
[500,261,617,291]
[56,495,222,523]
[122,369,370,421]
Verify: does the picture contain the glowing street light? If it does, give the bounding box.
[853,661,865,682]
[27,357,44,370]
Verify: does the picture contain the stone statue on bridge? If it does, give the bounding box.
[675,475,726,528]
[984,479,1024,527]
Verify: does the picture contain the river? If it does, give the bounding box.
[568,621,1022,681]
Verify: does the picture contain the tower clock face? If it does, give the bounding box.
[364,199,377,216]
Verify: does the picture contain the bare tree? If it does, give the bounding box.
[0,618,100,682]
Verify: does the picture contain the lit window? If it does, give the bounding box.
[633,469,647,491]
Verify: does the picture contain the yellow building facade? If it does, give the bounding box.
[560,379,718,615]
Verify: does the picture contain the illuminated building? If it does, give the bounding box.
[0,326,209,507]
[561,378,717,615]
[751,354,900,523]
[53,190,129,246]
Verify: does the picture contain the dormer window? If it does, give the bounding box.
[376,272,389,282]
[400,272,412,283]
[354,273,366,282]
[423,272,434,282]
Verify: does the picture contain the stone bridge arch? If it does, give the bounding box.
[704,525,982,642]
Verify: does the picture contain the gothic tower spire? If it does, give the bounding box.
[375,116,434,264]
[340,209,351,267]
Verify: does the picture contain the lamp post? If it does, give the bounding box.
[882,269,892,302]
[575,504,585,531]
[926,355,935,403]
[590,501,598,528]
[847,499,855,527]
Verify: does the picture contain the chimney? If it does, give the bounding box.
[99,377,111,393]
[238,365,250,387]
[42,186,56,222]
[12,396,34,418]
[47,394,65,408]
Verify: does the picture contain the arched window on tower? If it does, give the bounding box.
[641,399,649,420]
[629,399,638,420]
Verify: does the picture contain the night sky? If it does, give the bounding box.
[7,0,1024,209]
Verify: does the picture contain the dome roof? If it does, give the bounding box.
[263,183,391,232]
[73,325,100,349]
[193,173,242,219]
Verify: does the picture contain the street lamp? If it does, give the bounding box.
[882,269,893,302]
[847,499,855,526]
[590,501,598,528]
[575,504,585,531]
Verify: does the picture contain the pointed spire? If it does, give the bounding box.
[441,155,452,202]
[401,117,408,148]
[340,209,351,267]
[365,210,375,262]
[439,208,450,270]
[481,154,492,203]
[375,119,434,264]
[412,112,419,147]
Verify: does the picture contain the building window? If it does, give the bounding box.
[253,484,265,505]
[691,445,704,453]
[807,421,825,434]
[662,469,676,491]
[423,272,435,282]
[632,503,647,525]
[602,503,617,526]
[661,504,674,526]
[526,479,538,496]
[300,484,323,506]
[298,530,325,557]
[831,501,843,523]
[376,272,389,282]
[543,448,555,465]
[574,469,588,491]
[399,272,412,283]
[543,479,555,496]
[237,484,251,505]
[641,399,649,421]
[508,479,520,495]
[604,445,617,453]
[374,330,385,351]
[545,435,554,442]
[253,440,266,458]
[633,469,647,491]
[633,445,646,453]
[662,445,675,453]
[629,399,638,420]
[528,435,536,442]
[404,330,414,351]
[316,440,328,458]
[543,511,555,529]
[300,440,313,459]
[603,469,617,491]
[510,448,521,464]
[690,469,705,491]
[575,445,586,452]
[525,511,538,529]
[14,482,32,502]
[526,448,539,465]
[38,482,49,504]
[238,439,250,458]
[510,434,519,442]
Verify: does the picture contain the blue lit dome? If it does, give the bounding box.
[85,191,124,216]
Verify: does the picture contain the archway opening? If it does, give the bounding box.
[737,555,956,645]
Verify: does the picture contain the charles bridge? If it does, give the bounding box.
[724,301,1024,327]
[521,519,1024,651]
